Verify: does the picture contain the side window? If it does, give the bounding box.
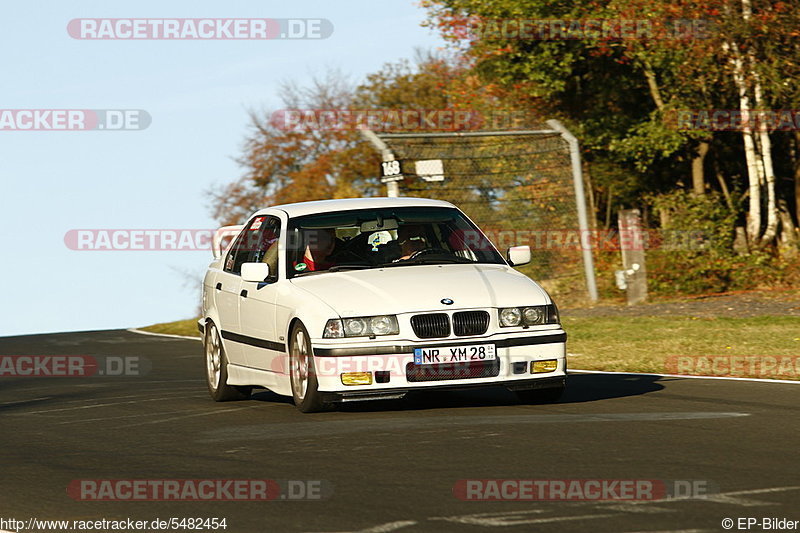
[224,216,281,280]
[224,216,262,275]
[252,217,281,282]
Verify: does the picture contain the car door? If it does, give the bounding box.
[213,220,259,366]
[238,214,285,373]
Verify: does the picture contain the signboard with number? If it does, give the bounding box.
[380,160,402,182]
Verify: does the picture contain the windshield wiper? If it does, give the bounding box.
[326,264,374,272]
[292,264,374,277]
[379,257,474,268]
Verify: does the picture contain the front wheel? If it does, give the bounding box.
[205,321,251,402]
[289,322,329,413]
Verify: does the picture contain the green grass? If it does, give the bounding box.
[565,315,800,379]
[138,319,201,338]
[140,315,800,379]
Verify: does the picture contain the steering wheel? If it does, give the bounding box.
[406,247,451,260]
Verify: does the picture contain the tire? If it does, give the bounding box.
[205,321,251,401]
[516,384,565,404]
[289,322,329,413]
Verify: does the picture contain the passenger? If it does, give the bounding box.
[295,228,337,272]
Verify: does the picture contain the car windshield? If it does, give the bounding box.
[285,206,505,277]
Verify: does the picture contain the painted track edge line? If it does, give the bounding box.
[127,328,201,341]
[120,333,800,383]
[571,368,800,385]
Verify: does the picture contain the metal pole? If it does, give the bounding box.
[359,128,400,197]
[546,119,599,302]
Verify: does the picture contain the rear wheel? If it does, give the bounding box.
[516,384,565,404]
[289,322,329,413]
[205,321,251,402]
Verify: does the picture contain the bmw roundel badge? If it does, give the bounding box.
[441,298,454,305]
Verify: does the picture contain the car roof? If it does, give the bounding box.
[255,197,456,218]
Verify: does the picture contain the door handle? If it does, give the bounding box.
[215,283,222,290]
[240,290,248,298]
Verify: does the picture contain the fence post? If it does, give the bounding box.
[618,209,648,305]
[359,128,400,197]
[546,119,599,302]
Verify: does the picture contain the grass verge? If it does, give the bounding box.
[565,315,800,380]
[139,316,800,380]
[138,319,201,338]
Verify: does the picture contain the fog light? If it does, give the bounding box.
[512,361,528,374]
[341,372,373,385]
[531,360,558,374]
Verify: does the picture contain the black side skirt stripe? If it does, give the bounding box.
[313,332,567,357]
[221,330,286,353]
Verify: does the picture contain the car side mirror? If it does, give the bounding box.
[507,245,531,266]
[241,263,270,282]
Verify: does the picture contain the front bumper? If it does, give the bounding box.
[320,376,566,403]
[310,329,566,397]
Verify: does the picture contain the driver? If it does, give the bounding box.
[396,225,428,261]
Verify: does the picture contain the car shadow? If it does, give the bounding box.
[557,372,665,403]
[248,372,666,412]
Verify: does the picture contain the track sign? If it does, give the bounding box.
[380,160,403,182]
[415,159,445,182]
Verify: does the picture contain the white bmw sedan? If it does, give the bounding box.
[200,197,567,412]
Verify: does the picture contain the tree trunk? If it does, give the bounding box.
[692,141,709,195]
[715,169,734,211]
[751,65,778,244]
[778,199,798,257]
[795,131,800,227]
[725,0,762,244]
[643,61,665,111]
[584,162,598,230]
[730,46,762,242]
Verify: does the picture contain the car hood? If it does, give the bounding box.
[289,264,550,316]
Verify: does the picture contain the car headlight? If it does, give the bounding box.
[344,318,367,336]
[323,315,399,338]
[499,307,522,327]
[369,315,396,336]
[499,305,559,327]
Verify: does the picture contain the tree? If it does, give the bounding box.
[209,71,381,225]
[211,52,509,225]
[422,0,800,250]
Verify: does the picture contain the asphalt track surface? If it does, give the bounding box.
[1,329,799,533]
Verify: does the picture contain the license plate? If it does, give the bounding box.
[413,344,496,365]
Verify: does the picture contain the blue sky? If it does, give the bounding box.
[0,1,445,337]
